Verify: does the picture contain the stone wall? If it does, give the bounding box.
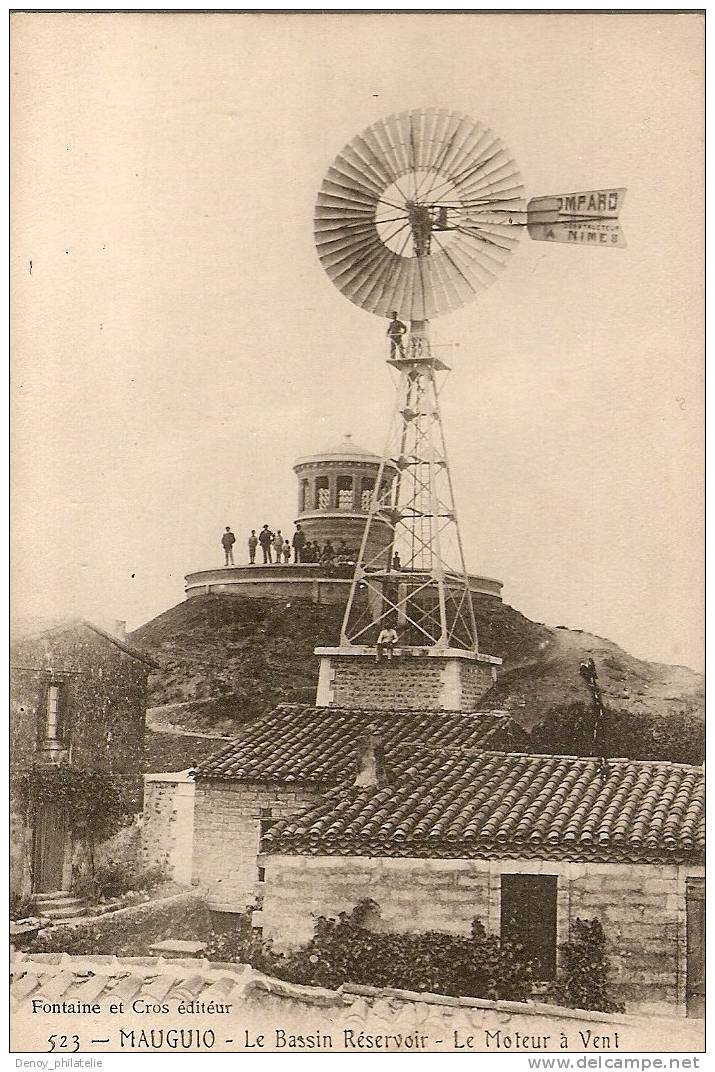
[10,624,148,776]
[318,653,498,712]
[329,659,445,709]
[142,772,195,885]
[259,853,705,1016]
[441,659,499,710]
[297,514,393,568]
[9,780,32,899]
[192,780,320,912]
[10,623,150,898]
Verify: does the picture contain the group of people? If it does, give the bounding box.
[220,524,358,567]
[246,525,293,565]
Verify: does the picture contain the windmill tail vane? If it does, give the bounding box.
[526,187,627,248]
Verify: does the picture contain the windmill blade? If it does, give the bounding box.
[314,109,526,319]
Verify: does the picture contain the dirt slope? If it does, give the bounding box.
[131,594,703,753]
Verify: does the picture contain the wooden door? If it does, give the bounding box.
[32,803,67,893]
[501,874,558,980]
[686,877,705,1017]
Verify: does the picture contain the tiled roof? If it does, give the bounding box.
[10,953,340,1008]
[262,749,705,863]
[195,704,530,786]
[11,617,159,668]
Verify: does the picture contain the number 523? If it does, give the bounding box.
[48,1034,80,1052]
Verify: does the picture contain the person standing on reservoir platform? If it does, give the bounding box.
[221,527,236,566]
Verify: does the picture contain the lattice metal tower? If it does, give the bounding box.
[339,323,478,650]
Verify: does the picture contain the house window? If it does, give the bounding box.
[500,874,558,980]
[38,681,66,746]
[300,479,309,512]
[46,683,61,740]
[361,478,375,512]
[257,867,266,883]
[337,475,354,511]
[315,477,330,510]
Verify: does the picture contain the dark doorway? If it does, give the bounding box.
[686,877,705,1017]
[501,874,558,980]
[32,803,67,893]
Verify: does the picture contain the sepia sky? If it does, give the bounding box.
[11,11,703,670]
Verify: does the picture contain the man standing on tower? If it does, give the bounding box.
[292,523,306,564]
[221,526,236,566]
[258,524,274,564]
[386,311,407,358]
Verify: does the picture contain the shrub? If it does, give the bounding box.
[10,892,36,921]
[73,859,168,904]
[553,918,624,1013]
[532,702,704,765]
[206,901,533,1001]
[204,911,257,963]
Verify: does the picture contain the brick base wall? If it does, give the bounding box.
[319,654,497,711]
[260,854,704,1016]
[330,659,443,709]
[192,781,320,912]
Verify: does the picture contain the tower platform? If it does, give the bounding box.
[184,563,503,606]
[185,432,504,606]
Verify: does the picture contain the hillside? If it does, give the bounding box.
[130,593,703,765]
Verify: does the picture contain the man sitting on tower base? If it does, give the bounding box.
[376,624,399,662]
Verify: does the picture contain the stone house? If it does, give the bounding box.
[190,625,703,1019]
[10,618,157,900]
[258,744,704,1017]
[192,704,530,912]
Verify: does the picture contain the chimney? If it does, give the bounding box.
[114,620,127,640]
[354,731,389,788]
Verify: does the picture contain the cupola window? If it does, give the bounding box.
[337,475,354,510]
[361,477,375,511]
[315,477,330,510]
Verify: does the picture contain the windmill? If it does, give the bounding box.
[314,108,625,660]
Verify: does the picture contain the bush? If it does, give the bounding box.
[206,901,533,1001]
[553,918,624,1013]
[204,910,257,962]
[10,892,36,921]
[73,859,168,904]
[532,702,704,765]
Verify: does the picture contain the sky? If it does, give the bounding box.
[11,11,704,670]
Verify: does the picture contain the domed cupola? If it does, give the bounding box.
[293,435,397,564]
